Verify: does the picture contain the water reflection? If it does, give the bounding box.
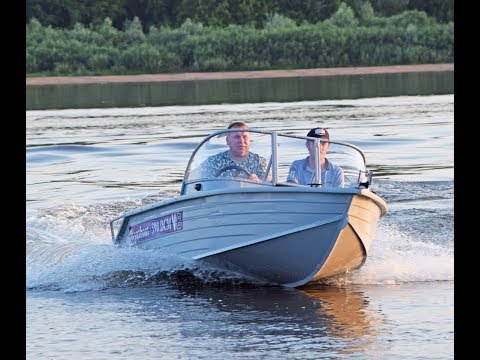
[98,268,383,348]
[301,286,382,340]
[26,71,453,110]
[162,276,384,355]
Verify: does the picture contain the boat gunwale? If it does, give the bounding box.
[111,185,363,222]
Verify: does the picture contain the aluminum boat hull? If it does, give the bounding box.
[112,186,387,287]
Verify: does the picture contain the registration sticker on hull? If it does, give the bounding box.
[129,211,183,245]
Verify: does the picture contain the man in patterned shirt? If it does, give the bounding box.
[201,122,269,181]
[287,127,344,187]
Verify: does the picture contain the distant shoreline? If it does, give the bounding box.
[26,63,454,86]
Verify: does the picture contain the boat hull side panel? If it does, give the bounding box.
[200,216,348,287]
[116,190,353,261]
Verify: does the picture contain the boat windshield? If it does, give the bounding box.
[181,129,370,195]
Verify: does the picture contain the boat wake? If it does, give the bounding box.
[26,200,268,292]
[26,241,269,292]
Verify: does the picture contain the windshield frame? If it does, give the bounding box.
[180,128,368,195]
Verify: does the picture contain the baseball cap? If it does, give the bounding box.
[306,127,330,139]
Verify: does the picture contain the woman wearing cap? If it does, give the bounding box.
[286,128,345,187]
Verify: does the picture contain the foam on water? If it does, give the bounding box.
[346,222,454,285]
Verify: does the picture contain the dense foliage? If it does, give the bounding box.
[26,0,454,30]
[26,1,454,76]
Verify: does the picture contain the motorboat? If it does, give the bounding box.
[109,128,388,287]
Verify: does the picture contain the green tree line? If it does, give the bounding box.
[26,0,454,30]
[26,1,454,76]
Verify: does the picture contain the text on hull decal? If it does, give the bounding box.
[129,211,183,245]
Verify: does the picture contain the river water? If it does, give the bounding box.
[26,94,454,359]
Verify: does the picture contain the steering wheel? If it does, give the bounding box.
[262,156,272,181]
[215,165,253,177]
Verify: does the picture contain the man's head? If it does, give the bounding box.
[226,122,250,160]
[306,127,330,157]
